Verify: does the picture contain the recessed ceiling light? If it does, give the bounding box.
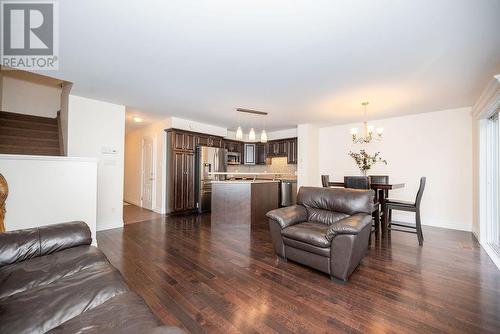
[133,116,143,123]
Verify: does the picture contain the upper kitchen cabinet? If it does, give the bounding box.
[267,138,297,164]
[224,140,243,153]
[197,134,222,147]
[286,138,297,164]
[255,143,267,165]
[171,130,195,152]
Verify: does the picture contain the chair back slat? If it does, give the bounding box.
[321,175,330,188]
[369,175,389,184]
[344,176,370,190]
[415,177,426,206]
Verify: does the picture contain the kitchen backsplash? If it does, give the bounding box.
[227,157,297,175]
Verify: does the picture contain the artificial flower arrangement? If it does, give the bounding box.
[348,149,387,176]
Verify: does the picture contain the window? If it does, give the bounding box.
[485,113,499,255]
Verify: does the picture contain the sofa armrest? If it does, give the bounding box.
[0,221,92,267]
[325,213,372,241]
[266,205,308,229]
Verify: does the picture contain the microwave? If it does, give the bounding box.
[226,152,241,165]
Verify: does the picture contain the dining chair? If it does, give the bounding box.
[343,176,380,232]
[385,177,426,245]
[321,175,330,188]
[369,175,390,220]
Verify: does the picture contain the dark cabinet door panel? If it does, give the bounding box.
[173,151,185,211]
[173,132,185,150]
[184,133,195,151]
[197,135,210,146]
[184,152,195,210]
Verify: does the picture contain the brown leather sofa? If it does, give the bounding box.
[266,186,374,281]
[0,221,183,334]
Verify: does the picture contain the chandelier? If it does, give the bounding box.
[350,102,383,144]
[235,108,268,143]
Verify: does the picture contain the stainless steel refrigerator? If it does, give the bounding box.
[196,146,227,213]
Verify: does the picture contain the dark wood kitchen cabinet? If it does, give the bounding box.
[286,138,297,164]
[197,134,222,147]
[173,131,195,151]
[267,138,297,164]
[166,129,223,214]
[255,143,268,165]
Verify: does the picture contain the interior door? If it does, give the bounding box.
[141,137,154,210]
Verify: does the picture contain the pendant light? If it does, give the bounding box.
[236,126,243,140]
[260,129,268,143]
[350,102,383,144]
[249,128,256,141]
[235,108,268,141]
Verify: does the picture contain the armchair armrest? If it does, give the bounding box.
[266,205,308,229]
[0,221,91,268]
[325,213,372,241]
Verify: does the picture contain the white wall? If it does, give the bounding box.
[170,117,227,137]
[124,119,170,213]
[68,95,125,231]
[0,155,98,245]
[314,107,473,231]
[1,76,61,117]
[297,123,319,188]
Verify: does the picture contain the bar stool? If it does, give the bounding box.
[385,177,426,245]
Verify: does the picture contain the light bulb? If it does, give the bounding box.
[350,128,358,135]
[249,128,256,141]
[376,127,384,135]
[367,125,375,134]
[260,129,267,143]
[236,126,243,140]
[133,116,143,123]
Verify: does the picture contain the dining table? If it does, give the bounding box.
[327,180,405,235]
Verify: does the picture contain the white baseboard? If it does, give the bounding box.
[124,198,141,207]
[480,241,500,271]
[392,212,471,232]
[97,220,124,231]
[153,207,166,214]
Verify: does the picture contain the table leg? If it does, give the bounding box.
[380,190,388,236]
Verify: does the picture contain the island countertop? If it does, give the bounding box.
[210,180,279,184]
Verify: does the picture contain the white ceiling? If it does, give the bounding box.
[46,0,500,130]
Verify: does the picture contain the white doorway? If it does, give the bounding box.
[141,136,155,210]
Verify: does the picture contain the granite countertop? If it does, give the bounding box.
[211,180,280,184]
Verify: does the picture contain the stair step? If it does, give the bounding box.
[0,135,59,148]
[0,126,59,140]
[0,111,58,124]
[0,118,58,131]
[0,144,61,156]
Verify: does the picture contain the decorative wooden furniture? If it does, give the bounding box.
[384,177,426,245]
[0,173,8,232]
[328,178,405,235]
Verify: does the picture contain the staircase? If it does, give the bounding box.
[0,111,62,156]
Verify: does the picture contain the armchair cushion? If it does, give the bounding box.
[266,205,308,229]
[281,222,330,248]
[297,187,374,215]
[325,213,372,241]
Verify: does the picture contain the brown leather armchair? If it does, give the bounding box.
[267,186,374,281]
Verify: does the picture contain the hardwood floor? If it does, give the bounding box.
[98,213,500,333]
[123,203,163,225]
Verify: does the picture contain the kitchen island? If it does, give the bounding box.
[211,180,279,225]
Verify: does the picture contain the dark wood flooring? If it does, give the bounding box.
[98,210,500,333]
